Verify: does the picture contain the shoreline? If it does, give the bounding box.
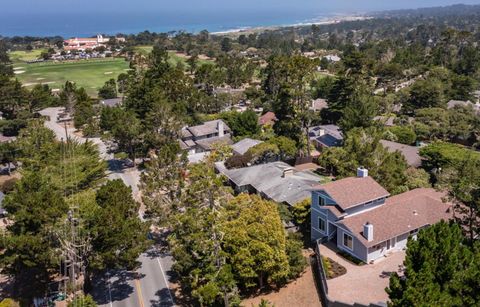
[211,14,372,36]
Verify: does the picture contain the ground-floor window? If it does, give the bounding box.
[318,216,327,233]
[343,233,353,250]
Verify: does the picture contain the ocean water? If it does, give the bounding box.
[0,9,339,38]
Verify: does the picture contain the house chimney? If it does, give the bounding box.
[282,168,294,178]
[357,167,368,178]
[218,120,224,137]
[318,128,326,137]
[363,222,374,242]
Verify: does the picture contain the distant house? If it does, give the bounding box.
[310,98,328,112]
[309,125,343,149]
[179,120,233,161]
[216,161,323,207]
[380,140,422,168]
[323,54,341,62]
[258,112,278,126]
[101,98,123,108]
[373,115,395,127]
[231,138,263,156]
[311,167,453,263]
[0,134,16,144]
[447,99,480,113]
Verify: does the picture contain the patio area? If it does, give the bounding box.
[320,242,405,305]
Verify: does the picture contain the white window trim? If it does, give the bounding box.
[343,232,354,251]
[319,196,326,206]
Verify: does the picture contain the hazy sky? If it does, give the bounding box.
[3,0,480,14]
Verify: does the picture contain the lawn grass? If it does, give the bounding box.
[9,49,46,62]
[133,46,213,68]
[12,58,130,97]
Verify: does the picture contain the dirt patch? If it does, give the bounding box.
[242,254,322,307]
[0,173,21,193]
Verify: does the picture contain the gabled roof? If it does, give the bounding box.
[217,161,322,206]
[186,119,231,137]
[317,177,390,211]
[380,140,422,168]
[258,112,277,126]
[196,135,233,150]
[337,188,453,247]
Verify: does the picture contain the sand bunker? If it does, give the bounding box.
[104,71,113,75]
[14,70,25,74]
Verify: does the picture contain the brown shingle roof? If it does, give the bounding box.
[317,177,390,211]
[380,140,422,168]
[337,188,453,247]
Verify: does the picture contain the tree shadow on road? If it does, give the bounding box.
[90,270,144,305]
[150,288,176,307]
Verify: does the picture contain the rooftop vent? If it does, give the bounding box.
[282,168,294,178]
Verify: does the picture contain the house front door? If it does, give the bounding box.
[386,240,391,250]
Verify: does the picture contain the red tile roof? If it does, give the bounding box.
[337,188,453,247]
[258,112,278,126]
[317,176,390,210]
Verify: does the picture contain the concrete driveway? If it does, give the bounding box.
[320,243,405,305]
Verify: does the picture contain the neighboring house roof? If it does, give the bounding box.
[232,138,263,155]
[196,135,233,151]
[258,112,278,126]
[447,100,480,113]
[217,161,322,206]
[186,120,231,138]
[316,134,342,148]
[324,54,341,62]
[373,116,395,127]
[101,98,123,107]
[310,98,328,112]
[0,135,16,143]
[309,125,343,147]
[380,140,422,168]
[318,177,390,211]
[337,188,453,247]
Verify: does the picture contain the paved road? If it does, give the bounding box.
[91,244,175,307]
[39,107,175,307]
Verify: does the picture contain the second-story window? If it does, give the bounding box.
[319,196,326,206]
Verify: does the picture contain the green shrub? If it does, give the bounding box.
[387,126,417,145]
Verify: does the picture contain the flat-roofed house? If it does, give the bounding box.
[311,167,453,263]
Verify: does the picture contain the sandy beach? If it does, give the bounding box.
[212,15,372,36]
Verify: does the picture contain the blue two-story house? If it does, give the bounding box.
[311,167,453,263]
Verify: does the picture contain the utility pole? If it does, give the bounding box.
[57,118,90,303]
